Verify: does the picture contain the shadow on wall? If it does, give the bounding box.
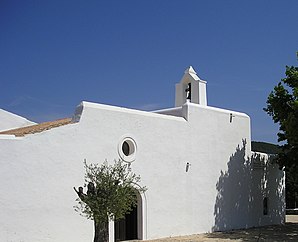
[213,140,285,232]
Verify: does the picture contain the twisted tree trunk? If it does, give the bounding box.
[94,219,109,242]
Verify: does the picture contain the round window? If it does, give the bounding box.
[122,141,130,156]
[118,137,137,163]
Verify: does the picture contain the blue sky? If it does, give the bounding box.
[0,1,297,144]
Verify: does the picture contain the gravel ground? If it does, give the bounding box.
[129,215,298,242]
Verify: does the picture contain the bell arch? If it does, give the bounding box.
[175,66,207,107]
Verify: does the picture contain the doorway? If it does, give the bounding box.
[114,192,142,241]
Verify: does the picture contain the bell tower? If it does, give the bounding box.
[175,66,207,107]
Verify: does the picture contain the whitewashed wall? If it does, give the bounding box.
[0,109,35,131]
[0,101,284,241]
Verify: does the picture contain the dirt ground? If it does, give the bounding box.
[130,215,298,242]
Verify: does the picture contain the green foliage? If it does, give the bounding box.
[264,63,298,170]
[264,55,298,207]
[251,141,280,154]
[74,159,147,223]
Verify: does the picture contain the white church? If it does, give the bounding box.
[0,67,285,242]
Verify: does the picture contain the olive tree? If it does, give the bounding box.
[74,159,146,242]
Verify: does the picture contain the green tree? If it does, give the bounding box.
[74,159,146,242]
[264,55,298,207]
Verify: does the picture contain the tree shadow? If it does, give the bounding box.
[206,221,298,241]
[213,139,285,232]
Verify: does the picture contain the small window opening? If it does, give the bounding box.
[263,197,268,215]
[122,141,130,156]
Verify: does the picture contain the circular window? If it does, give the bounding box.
[118,137,137,163]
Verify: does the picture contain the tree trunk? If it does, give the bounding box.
[94,219,109,242]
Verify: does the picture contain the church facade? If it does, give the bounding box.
[0,67,285,242]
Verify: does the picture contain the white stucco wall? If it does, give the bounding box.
[250,152,285,226]
[0,108,35,131]
[0,101,285,241]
